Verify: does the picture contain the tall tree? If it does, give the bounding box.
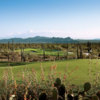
[7,41,10,62]
[66,44,69,59]
[76,43,79,59]
[41,44,45,61]
[79,45,83,58]
[87,41,91,53]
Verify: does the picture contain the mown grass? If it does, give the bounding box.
[0,59,100,85]
[15,48,74,56]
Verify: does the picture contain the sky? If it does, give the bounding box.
[0,0,100,39]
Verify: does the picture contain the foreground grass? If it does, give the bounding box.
[0,59,100,85]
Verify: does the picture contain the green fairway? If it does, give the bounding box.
[16,48,74,56]
[0,59,100,85]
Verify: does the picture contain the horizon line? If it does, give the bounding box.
[0,36,99,40]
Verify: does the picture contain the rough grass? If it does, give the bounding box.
[0,59,100,85]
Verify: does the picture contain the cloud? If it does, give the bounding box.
[1,29,100,39]
[9,30,69,38]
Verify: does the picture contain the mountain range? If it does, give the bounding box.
[0,36,100,43]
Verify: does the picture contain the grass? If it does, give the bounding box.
[0,59,100,85]
[15,48,74,56]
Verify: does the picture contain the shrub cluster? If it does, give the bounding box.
[0,78,100,100]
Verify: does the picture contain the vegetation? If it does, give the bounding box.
[0,59,100,84]
[0,42,100,99]
[0,42,100,62]
[0,59,100,100]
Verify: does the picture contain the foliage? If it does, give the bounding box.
[0,59,100,99]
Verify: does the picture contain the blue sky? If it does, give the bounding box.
[0,0,100,39]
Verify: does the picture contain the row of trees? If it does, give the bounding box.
[0,41,92,51]
[0,41,99,62]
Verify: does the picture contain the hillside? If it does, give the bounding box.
[0,36,100,43]
[0,36,77,43]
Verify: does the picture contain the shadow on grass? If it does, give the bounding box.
[0,61,32,67]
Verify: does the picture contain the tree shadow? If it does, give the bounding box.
[0,61,31,67]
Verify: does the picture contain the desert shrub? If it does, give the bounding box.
[1,64,100,100]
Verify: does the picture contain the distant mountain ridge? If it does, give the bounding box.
[0,36,100,43]
[0,36,77,43]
